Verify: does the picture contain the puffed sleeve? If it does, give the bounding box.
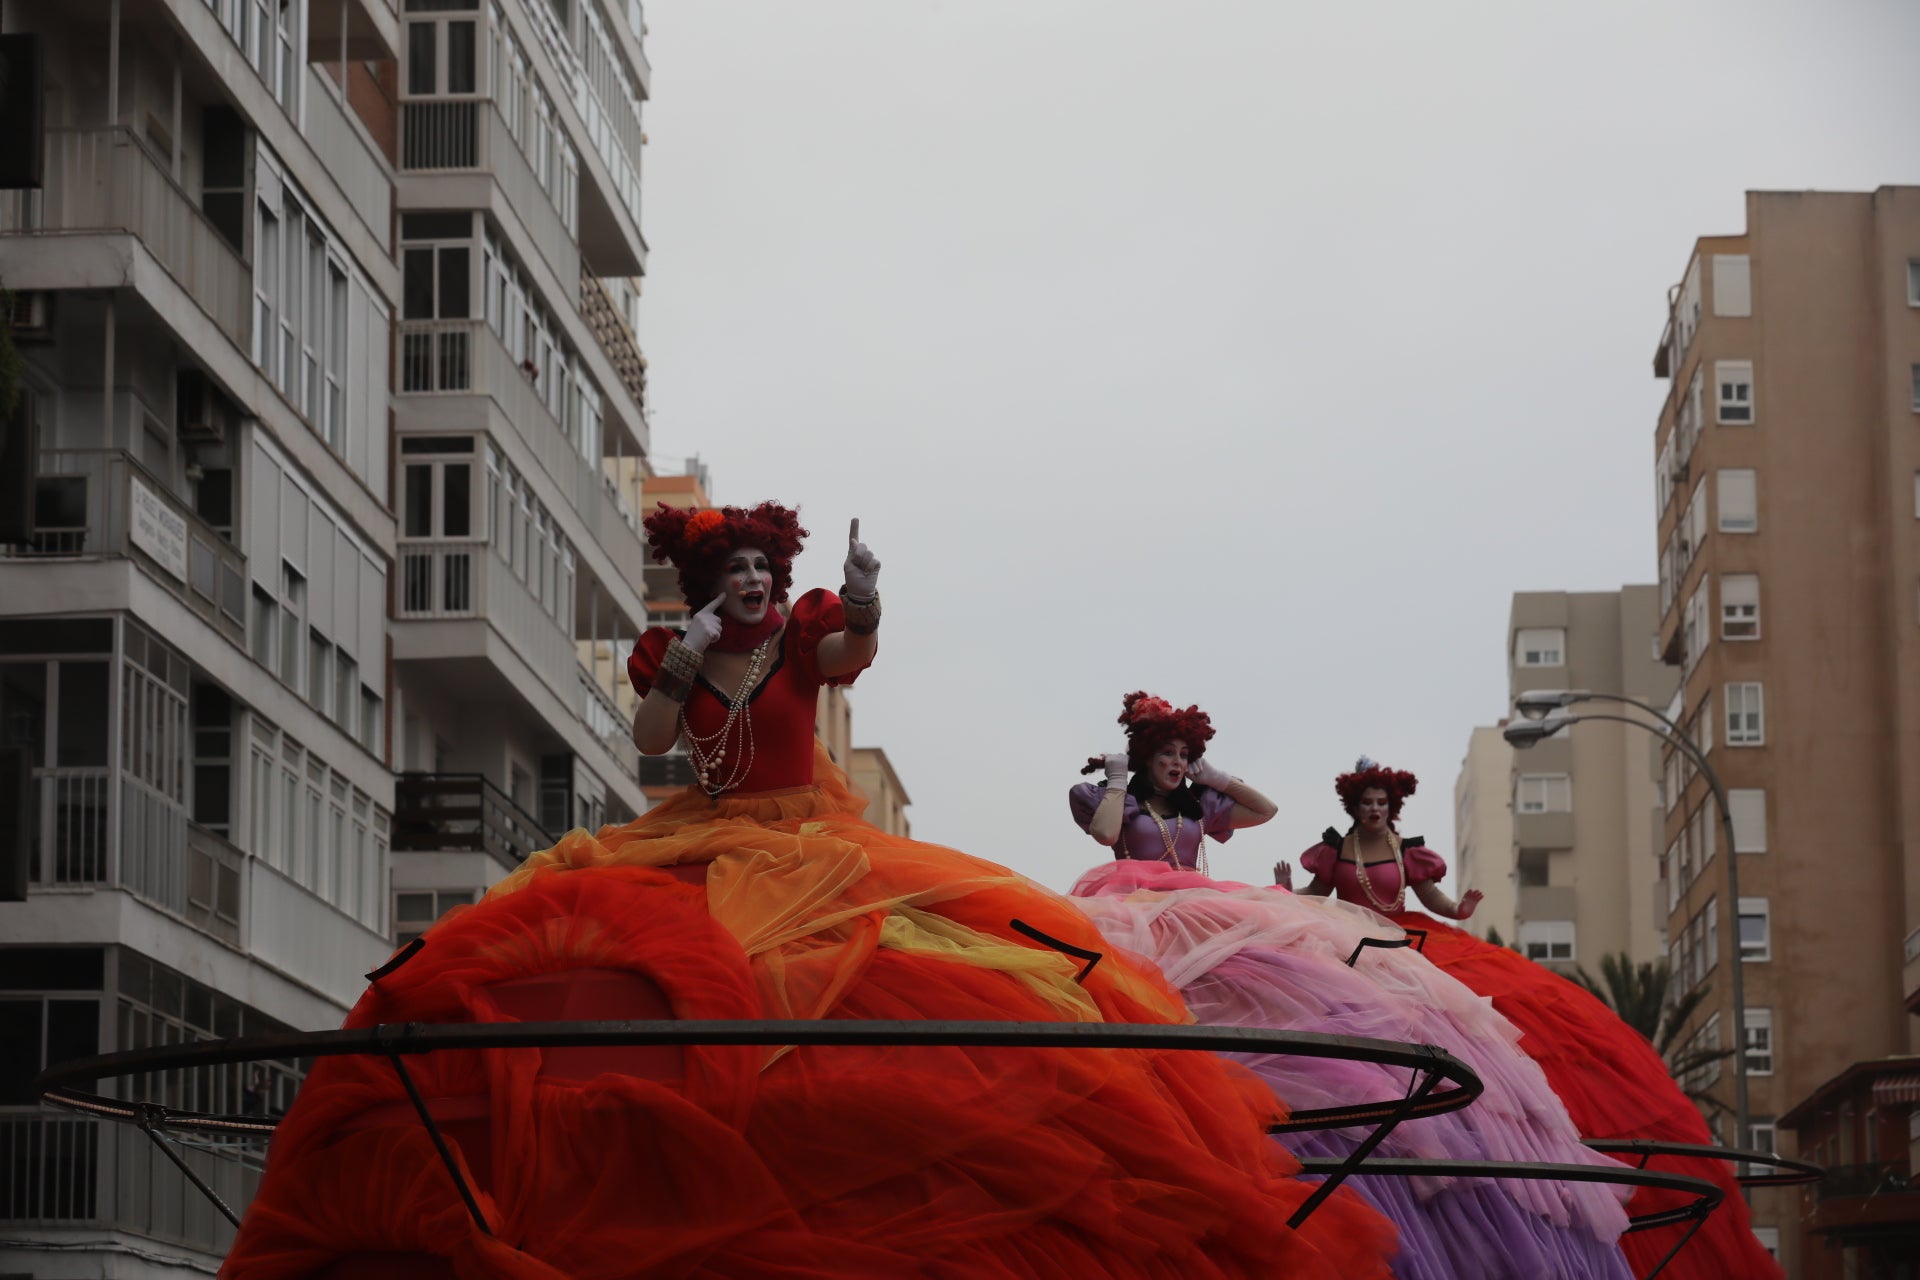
[625,628,676,698]
[1197,787,1239,842]
[1403,844,1448,885]
[1069,782,1109,833]
[787,588,870,688]
[1299,842,1338,883]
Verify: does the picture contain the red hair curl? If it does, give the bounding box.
[641,502,808,608]
[1335,757,1419,823]
[1118,691,1214,770]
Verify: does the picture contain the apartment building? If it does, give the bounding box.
[1453,723,1515,944]
[1648,188,1920,1276]
[1500,589,1673,974]
[0,0,655,1270]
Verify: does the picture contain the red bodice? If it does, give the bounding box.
[627,589,865,793]
[1299,833,1446,911]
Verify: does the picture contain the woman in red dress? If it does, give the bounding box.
[219,504,1398,1280]
[1277,758,1783,1280]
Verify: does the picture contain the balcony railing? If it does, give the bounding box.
[392,772,554,868]
[577,664,639,776]
[398,319,649,602]
[638,751,695,790]
[0,1110,260,1256]
[1,449,248,648]
[0,128,251,351]
[396,537,577,688]
[1818,1162,1914,1202]
[581,269,648,414]
[400,100,580,305]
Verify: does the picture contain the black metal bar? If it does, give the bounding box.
[40,1020,1484,1141]
[387,1053,492,1236]
[1007,919,1103,983]
[1401,928,1428,953]
[138,1108,241,1228]
[365,937,426,982]
[1286,1053,1446,1228]
[1584,1138,1825,1188]
[1637,1200,1714,1280]
[1344,936,1413,968]
[1297,1154,1721,1280]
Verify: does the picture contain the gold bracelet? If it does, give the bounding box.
[662,638,705,680]
[653,666,694,704]
[842,591,882,636]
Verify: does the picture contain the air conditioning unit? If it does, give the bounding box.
[8,290,50,340]
[176,369,230,444]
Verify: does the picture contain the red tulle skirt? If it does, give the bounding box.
[1391,912,1781,1280]
[220,758,1398,1279]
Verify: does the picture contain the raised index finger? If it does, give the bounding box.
[849,517,860,546]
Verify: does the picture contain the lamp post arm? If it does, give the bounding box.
[1546,709,1752,1175]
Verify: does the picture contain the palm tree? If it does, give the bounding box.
[1575,952,1733,1118]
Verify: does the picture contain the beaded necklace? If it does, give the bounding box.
[1347,829,1405,913]
[682,636,773,796]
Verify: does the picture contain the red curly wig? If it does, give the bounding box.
[641,502,808,608]
[1118,691,1214,770]
[1335,757,1419,823]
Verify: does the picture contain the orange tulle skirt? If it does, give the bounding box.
[1391,912,1782,1280]
[221,752,1398,1279]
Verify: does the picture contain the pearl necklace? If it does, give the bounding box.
[682,637,772,796]
[1143,794,1209,876]
[1348,829,1405,913]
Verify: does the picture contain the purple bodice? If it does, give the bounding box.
[1068,783,1237,868]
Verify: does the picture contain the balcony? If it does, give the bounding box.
[1514,810,1576,851]
[638,751,694,791]
[396,537,576,687]
[397,319,650,601]
[400,100,581,308]
[1,448,248,649]
[0,128,250,353]
[1818,1162,1913,1202]
[581,269,648,417]
[391,771,554,869]
[1518,884,1578,923]
[0,1110,259,1257]
[302,67,394,253]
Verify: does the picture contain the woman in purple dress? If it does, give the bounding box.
[1066,695,1637,1280]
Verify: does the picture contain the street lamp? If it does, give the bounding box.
[1504,703,1752,1168]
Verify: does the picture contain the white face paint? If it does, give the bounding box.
[1149,740,1191,794]
[716,547,773,626]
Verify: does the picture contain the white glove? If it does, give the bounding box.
[682,597,724,654]
[1188,756,1233,791]
[844,518,881,598]
[1101,751,1130,788]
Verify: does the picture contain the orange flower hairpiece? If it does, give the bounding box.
[686,509,727,536]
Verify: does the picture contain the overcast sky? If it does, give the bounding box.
[635,0,1920,894]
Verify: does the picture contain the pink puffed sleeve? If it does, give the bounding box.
[786,588,869,688]
[1403,844,1448,885]
[1299,843,1338,883]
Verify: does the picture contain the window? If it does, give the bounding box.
[1515,774,1572,814]
[1726,683,1765,745]
[1746,1117,1776,1176]
[402,245,472,321]
[306,629,331,710]
[278,564,305,688]
[1683,579,1710,672]
[1728,789,1767,853]
[1717,469,1757,533]
[1911,364,1920,413]
[1739,898,1771,963]
[1721,574,1759,640]
[394,889,476,947]
[335,654,357,730]
[1715,361,1753,423]
[255,203,281,377]
[1909,261,1920,307]
[1518,920,1575,963]
[1712,255,1751,317]
[1514,628,1565,667]
[361,686,384,757]
[250,585,276,667]
[1516,848,1549,888]
[1752,1227,1780,1261]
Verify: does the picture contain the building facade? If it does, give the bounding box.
[1648,187,1920,1275]
[0,0,654,1270]
[1500,588,1673,974]
[1453,723,1515,945]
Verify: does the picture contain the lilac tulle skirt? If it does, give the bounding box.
[1072,862,1636,1280]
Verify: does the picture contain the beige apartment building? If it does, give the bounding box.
[1457,589,1672,970]
[1453,724,1515,944]
[1648,187,1920,1277]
